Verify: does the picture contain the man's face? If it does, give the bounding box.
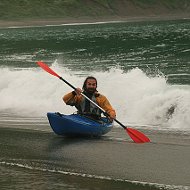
[86,79,97,93]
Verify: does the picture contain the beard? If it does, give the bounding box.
[86,87,96,94]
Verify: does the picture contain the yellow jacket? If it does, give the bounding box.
[63,91,116,119]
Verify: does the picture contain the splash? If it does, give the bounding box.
[0,63,190,131]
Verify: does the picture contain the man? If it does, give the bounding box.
[63,76,116,121]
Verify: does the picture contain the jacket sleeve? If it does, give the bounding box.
[63,92,81,106]
[97,95,116,118]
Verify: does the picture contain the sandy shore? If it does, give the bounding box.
[0,14,189,28]
[0,125,190,188]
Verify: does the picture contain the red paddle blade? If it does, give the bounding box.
[126,128,150,143]
[37,61,60,78]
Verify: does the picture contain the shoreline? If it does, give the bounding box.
[1,126,190,188]
[0,14,190,28]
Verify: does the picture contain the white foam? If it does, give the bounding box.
[0,62,190,131]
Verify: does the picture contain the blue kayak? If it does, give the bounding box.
[47,112,113,137]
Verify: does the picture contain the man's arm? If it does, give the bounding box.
[97,95,116,119]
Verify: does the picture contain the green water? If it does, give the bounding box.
[0,19,190,84]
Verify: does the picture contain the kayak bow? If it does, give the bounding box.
[47,112,113,137]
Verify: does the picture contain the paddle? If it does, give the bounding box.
[36,61,150,143]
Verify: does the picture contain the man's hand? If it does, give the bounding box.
[75,88,82,95]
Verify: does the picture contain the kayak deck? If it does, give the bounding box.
[47,112,113,137]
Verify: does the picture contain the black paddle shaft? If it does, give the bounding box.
[114,118,126,129]
[60,77,76,90]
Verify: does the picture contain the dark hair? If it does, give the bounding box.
[82,76,97,90]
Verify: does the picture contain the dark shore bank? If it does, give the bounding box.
[0,0,190,27]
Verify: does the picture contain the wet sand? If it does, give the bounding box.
[0,125,190,188]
